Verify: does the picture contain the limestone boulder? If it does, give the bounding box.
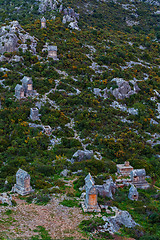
[62,7,80,30]
[0,21,37,55]
[72,150,93,162]
[93,88,102,97]
[68,21,80,31]
[60,169,70,177]
[0,193,12,206]
[103,209,138,234]
[110,78,140,99]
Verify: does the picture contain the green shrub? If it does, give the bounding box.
[31,226,52,240]
[140,235,160,240]
[73,176,85,191]
[26,194,50,205]
[123,225,145,239]
[4,209,12,215]
[60,199,79,208]
[79,218,105,233]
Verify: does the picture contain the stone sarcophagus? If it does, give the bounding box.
[30,107,40,121]
[117,161,133,176]
[15,84,25,99]
[128,184,138,201]
[96,177,116,199]
[84,173,100,212]
[131,169,149,189]
[47,46,58,60]
[22,76,33,96]
[87,186,98,208]
[41,17,46,28]
[12,169,34,195]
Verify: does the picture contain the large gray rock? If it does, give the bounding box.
[60,169,70,177]
[0,21,37,55]
[72,150,93,162]
[0,55,7,62]
[10,55,23,62]
[103,209,138,234]
[110,78,140,99]
[93,88,102,97]
[39,0,54,13]
[62,7,80,30]
[68,21,79,31]
[0,193,12,205]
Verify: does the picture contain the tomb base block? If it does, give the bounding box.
[12,184,34,196]
[132,182,149,189]
[82,201,101,212]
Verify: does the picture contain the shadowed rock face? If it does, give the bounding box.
[0,21,37,54]
[0,32,18,54]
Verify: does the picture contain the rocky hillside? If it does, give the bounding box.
[0,0,160,239]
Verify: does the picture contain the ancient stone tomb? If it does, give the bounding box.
[15,76,36,99]
[15,84,25,99]
[83,173,101,212]
[22,76,33,96]
[41,16,46,28]
[117,161,133,176]
[30,107,40,121]
[128,184,139,201]
[131,169,149,189]
[48,45,58,60]
[96,177,116,199]
[12,169,34,195]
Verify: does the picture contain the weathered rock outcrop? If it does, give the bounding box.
[38,0,63,13]
[38,0,80,30]
[63,8,80,30]
[72,150,93,162]
[0,193,12,205]
[102,209,138,234]
[60,169,70,177]
[110,78,140,99]
[0,21,37,55]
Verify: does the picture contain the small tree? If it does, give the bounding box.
[148,157,160,187]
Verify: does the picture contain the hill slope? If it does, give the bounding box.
[0,0,160,239]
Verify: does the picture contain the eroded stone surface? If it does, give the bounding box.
[0,21,37,54]
[102,209,138,234]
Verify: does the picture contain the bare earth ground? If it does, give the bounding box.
[0,195,91,239]
[0,195,135,240]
